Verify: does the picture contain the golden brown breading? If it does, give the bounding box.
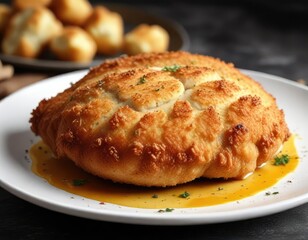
[30,51,290,187]
[49,26,97,62]
[1,7,62,58]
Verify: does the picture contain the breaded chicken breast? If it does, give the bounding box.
[30,51,290,187]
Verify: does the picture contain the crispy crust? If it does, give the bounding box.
[30,51,290,187]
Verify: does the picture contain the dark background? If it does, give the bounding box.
[1,0,308,239]
[1,0,308,82]
[97,0,308,82]
[117,0,308,83]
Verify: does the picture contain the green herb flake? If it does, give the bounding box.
[274,154,290,166]
[158,208,174,213]
[72,179,87,186]
[137,76,147,85]
[179,191,190,198]
[97,80,104,87]
[265,191,279,196]
[152,194,158,198]
[162,64,181,72]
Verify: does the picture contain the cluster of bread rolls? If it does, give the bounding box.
[0,0,170,63]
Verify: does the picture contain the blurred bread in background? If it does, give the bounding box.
[50,26,97,62]
[1,7,62,58]
[0,60,14,82]
[123,24,169,55]
[0,4,12,35]
[84,6,123,55]
[49,0,93,26]
[0,0,170,63]
[12,0,52,10]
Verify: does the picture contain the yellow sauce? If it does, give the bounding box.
[30,135,299,209]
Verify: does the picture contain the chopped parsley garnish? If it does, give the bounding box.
[152,194,158,198]
[72,179,87,186]
[274,154,290,166]
[162,64,181,72]
[97,80,104,87]
[179,191,190,198]
[158,208,174,213]
[137,76,147,85]
[265,191,279,196]
[154,85,165,92]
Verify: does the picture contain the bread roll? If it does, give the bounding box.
[50,0,92,26]
[0,4,12,35]
[84,6,123,55]
[50,26,97,62]
[30,51,290,187]
[123,24,169,55]
[12,0,52,10]
[1,7,62,58]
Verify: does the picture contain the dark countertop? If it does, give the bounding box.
[1,1,308,239]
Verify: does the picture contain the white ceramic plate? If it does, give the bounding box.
[0,69,307,225]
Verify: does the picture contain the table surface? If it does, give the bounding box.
[1,1,308,239]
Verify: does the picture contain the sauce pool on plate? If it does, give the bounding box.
[30,135,299,209]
